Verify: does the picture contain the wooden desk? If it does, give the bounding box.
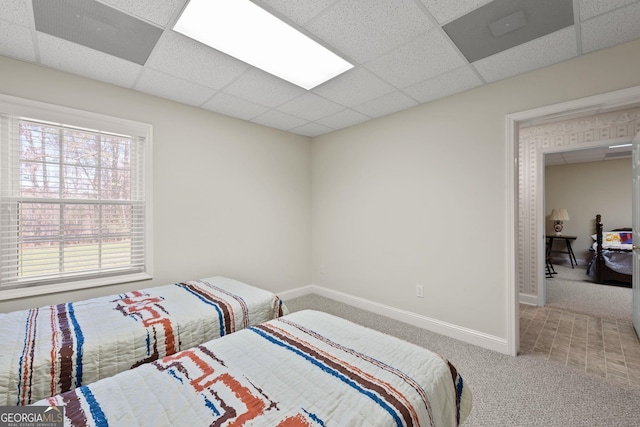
[546,235,578,268]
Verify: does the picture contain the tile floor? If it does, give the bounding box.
[519,303,640,388]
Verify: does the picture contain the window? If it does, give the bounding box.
[0,95,152,299]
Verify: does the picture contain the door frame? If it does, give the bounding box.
[505,85,640,356]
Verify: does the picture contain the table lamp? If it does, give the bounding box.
[550,208,569,235]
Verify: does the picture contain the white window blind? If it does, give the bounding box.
[0,111,149,292]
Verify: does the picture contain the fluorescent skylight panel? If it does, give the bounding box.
[173,0,353,90]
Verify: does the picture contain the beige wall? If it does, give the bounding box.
[312,39,640,339]
[0,56,311,312]
[545,158,632,264]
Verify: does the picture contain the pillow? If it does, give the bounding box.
[619,232,633,245]
[592,231,633,248]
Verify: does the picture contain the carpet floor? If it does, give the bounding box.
[545,264,632,321]
[286,294,640,426]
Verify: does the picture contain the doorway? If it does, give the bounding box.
[505,85,640,356]
[543,142,632,319]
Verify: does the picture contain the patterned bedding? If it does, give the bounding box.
[588,248,633,276]
[0,276,287,405]
[38,310,472,427]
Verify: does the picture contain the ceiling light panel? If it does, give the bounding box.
[173,0,354,90]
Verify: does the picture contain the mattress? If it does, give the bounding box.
[38,310,472,427]
[0,276,287,405]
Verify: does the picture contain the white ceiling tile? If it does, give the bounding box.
[316,109,371,130]
[0,20,36,62]
[581,2,640,53]
[252,0,337,26]
[289,122,334,137]
[419,0,493,24]
[353,91,418,118]
[135,68,216,106]
[38,33,142,88]
[404,66,483,103]
[222,68,305,108]
[250,110,308,131]
[307,0,434,63]
[97,0,185,27]
[365,29,467,88]
[474,27,577,83]
[312,67,396,107]
[0,0,32,27]
[544,146,632,165]
[578,0,637,20]
[201,92,269,121]
[276,93,345,121]
[145,32,248,90]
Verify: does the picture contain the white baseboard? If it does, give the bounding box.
[277,285,311,301]
[519,293,539,305]
[279,285,510,355]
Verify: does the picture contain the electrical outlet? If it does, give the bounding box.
[416,284,424,298]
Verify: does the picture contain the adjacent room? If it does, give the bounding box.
[1,0,640,425]
[545,145,632,311]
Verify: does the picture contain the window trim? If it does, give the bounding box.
[0,94,153,301]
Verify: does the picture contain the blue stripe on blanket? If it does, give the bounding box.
[176,284,226,335]
[455,375,464,424]
[250,327,404,427]
[67,303,85,388]
[81,387,108,427]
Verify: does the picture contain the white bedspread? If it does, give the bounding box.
[38,310,472,427]
[0,276,287,405]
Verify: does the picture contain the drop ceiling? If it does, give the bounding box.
[545,145,632,166]
[1,0,640,137]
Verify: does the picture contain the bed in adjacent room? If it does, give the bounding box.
[0,276,287,405]
[587,214,632,287]
[38,309,472,427]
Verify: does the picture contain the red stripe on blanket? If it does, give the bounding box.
[49,308,58,398]
[115,294,177,357]
[19,308,39,405]
[154,347,272,424]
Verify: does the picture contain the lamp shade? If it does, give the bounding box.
[550,208,569,221]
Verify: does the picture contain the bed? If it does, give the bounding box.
[37,309,472,427]
[0,276,287,406]
[586,214,633,287]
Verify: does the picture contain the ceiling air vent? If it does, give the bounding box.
[33,0,162,65]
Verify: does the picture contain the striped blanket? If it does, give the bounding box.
[38,310,472,426]
[0,276,287,405]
